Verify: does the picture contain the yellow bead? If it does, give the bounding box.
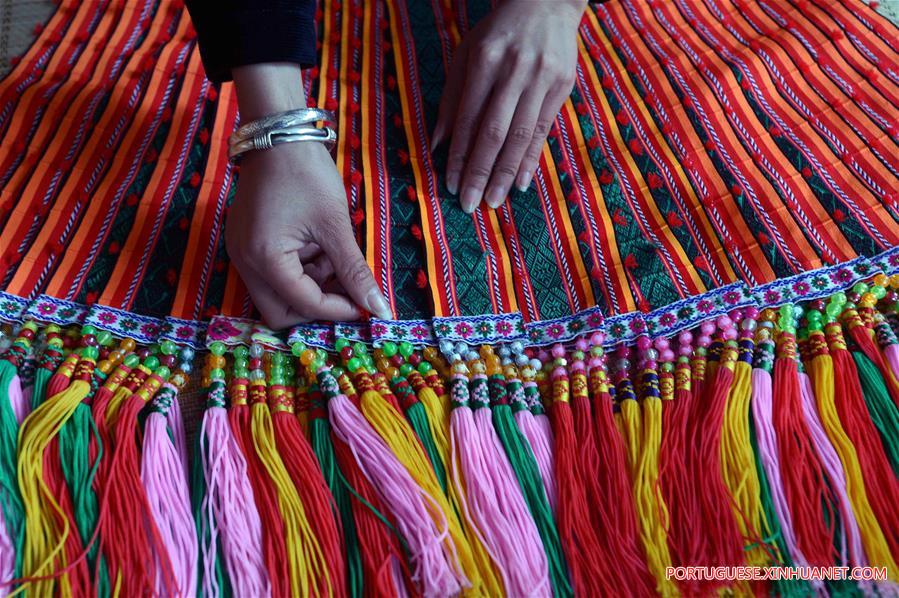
[890,274,899,289]
[860,292,877,308]
[300,349,316,367]
[873,273,889,288]
[479,345,494,358]
[385,366,399,379]
[120,338,136,352]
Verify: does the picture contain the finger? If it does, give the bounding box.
[445,52,497,198]
[482,84,548,208]
[516,85,569,192]
[244,249,363,323]
[459,68,529,213]
[238,267,309,330]
[315,218,392,320]
[304,254,336,286]
[433,46,468,151]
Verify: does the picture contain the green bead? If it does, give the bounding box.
[81,325,97,337]
[347,357,362,372]
[210,368,225,380]
[778,317,793,331]
[234,368,250,379]
[209,341,226,356]
[270,366,284,379]
[160,339,177,355]
[781,325,796,335]
[271,352,286,366]
[852,282,869,295]
[778,304,794,321]
[872,285,887,300]
[792,304,804,319]
[316,348,328,361]
[271,376,285,386]
[97,330,113,346]
[124,354,140,367]
[143,355,160,371]
[234,358,248,369]
[805,309,822,323]
[381,341,398,357]
[82,346,99,360]
[156,366,171,380]
[353,342,368,356]
[398,342,413,358]
[400,363,414,376]
[808,321,823,332]
[362,355,374,367]
[331,366,345,379]
[418,362,431,375]
[291,342,306,357]
[832,291,847,306]
[825,302,842,318]
[590,346,603,357]
[233,345,249,359]
[335,338,350,351]
[311,358,325,372]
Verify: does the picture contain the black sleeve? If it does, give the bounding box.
[184,0,317,84]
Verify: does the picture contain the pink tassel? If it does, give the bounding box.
[166,392,189,478]
[326,384,462,596]
[199,388,271,597]
[514,409,556,512]
[0,507,13,597]
[451,372,551,597]
[8,374,29,424]
[885,345,899,382]
[141,385,198,596]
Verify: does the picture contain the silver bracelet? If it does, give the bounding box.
[228,124,337,161]
[228,108,335,148]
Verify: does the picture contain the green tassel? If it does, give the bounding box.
[0,359,24,577]
[308,402,364,598]
[31,365,52,410]
[191,426,232,598]
[58,403,108,596]
[852,351,899,474]
[404,401,448,494]
[489,375,572,598]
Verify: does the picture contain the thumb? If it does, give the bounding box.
[318,222,393,320]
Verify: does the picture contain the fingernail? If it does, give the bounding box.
[366,289,393,320]
[516,171,532,192]
[485,186,505,209]
[460,188,480,214]
[446,172,459,195]
[431,128,443,149]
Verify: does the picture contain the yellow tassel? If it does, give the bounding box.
[719,358,772,567]
[807,332,897,572]
[16,358,94,598]
[633,395,679,597]
[620,397,642,478]
[418,386,451,467]
[358,384,481,593]
[249,380,331,597]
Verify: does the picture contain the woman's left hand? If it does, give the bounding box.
[432,0,585,213]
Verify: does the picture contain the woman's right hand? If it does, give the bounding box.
[227,63,392,329]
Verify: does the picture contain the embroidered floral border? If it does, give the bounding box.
[0,292,29,323]
[432,313,526,345]
[369,318,434,347]
[159,316,207,349]
[752,256,873,309]
[524,306,604,346]
[871,246,899,276]
[288,323,335,351]
[84,305,166,346]
[24,295,89,326]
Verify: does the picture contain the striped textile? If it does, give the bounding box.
[0,0,897,340]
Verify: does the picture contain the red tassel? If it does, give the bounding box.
[271,403,346,598]
[45,440,92,596]
[549,362,606,596]
[772,333,837,566]
[843,310,899,407]
[228,379,291,598]
[100,375,176,595]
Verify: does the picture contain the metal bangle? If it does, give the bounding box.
[228,108,335,148]
[227,124,337,161]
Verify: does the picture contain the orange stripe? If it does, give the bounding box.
[384,0,456,317]
[9,9,188,296]
[98,48,206,308]
[0,0,126,214]
[581,11,741,287]
[595,4,775,284]
[705,0,898,244]
[623,0,826,271]
[169,93,238,319]
[220,262,251,318]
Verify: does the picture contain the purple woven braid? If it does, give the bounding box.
[328,391,464,596]
[199,403,271,597]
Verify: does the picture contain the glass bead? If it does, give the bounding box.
[156,366,171,379]
[331,366,345,379]
[81,325,97,337]
[179,347,195,362]
[381,341,398,357]
[873,273,889,288]
[398,341,414,358]
[271,352,286,366]
[400,363,414,376]
[270,366,284,379]
[209,341,226,356]
[291,342,306,357]
[82,346,99,360]
[180,362,192,374]
[510,340,525,354]
[300,350,317,367]
[808,321,823,332]
[890,275,899,289]
[778,304,793,321]
[805,309,822,323]
[347,357,362,372]
[234,368,249,379]
[249,344,264,359]
[454,342,468,356]
[741,318,757,331]
[335,338,350,351]
[124,354,140,367]
[825,302,842,318]
[233,345,249,359]
[353,342,367,356]
[144,355,160,370]
[97,330,113,346]
[418,362,431,375]
[250,369,265,381]
[160,340,177,355]
[872,285,887,300]
[852,282,869,295]
[340,346,354,362]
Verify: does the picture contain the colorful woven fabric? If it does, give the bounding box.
[1,0,896,344]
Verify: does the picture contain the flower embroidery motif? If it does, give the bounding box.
[454,322,473,339]
[723,290,742,304]
[371,323,387,337]
[476,322,492,336]
[176,325,193,339]
[764,289,781,304]
[609,322,626,338]
[659,312,677,326]
[140,323,159,338]
[567,319,584,333]
[97,312,117,325]
[586,312,603,328]
[628,318,645,334]
[434,323,450,336]
[208,319,240,341]
[390,325,407,338]
[792,281,810,296]
[411,325,429,340]
[496,321,513,335]
[37,303,56,315]
[832,268,852,283]
[697,299,714,314]
[546,323,564,339]
[120,318,138,331]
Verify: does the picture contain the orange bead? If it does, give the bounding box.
[300,349,316,367]
[890,274,899,289]
[385,367,399,379]
[873,273,889,288]
[120,338,136,352]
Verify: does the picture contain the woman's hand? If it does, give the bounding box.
[432,0,586,213]
[227,64,392,329]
